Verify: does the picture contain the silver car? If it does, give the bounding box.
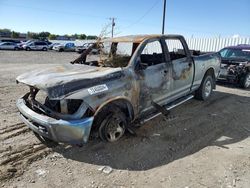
[0,42,21,50]
[23,41,49,51]
[53,42,75,52]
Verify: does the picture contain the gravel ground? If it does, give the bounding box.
[0,50,250,188]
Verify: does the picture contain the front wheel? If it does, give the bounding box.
[97,107,127,142]
[195,75,214,100]
[239,73,250,89]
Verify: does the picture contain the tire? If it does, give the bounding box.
[26,47,31,51]
[33,132,58,148]
[239,73,250,89]
[14,47,18,51]
[95,106,127,142]
[42,47,47,51]
[59,48,63,52]
[195,75,214,100]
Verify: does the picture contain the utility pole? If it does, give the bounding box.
[162,0,166,34]
[110,17,116,38]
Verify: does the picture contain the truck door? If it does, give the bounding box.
[136,39,172,113]
[164,37,194,99]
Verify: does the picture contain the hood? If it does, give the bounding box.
[221,58,249,65]
[16,64,123,99]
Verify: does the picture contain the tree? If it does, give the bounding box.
[87,35,97,40]
[39,31,50,38]
[0,28,11,33]
[48,34,57,40]
[11,31,20,38]
[78,34,87,40]
[27,32,39,39]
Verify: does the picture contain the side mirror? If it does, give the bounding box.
[135,57,148,71]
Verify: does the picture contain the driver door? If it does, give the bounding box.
[136,39,172,113]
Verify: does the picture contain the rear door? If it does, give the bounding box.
[164,37,194,99]
[36,42,43,50]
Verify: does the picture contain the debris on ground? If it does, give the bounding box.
[35,169,46,177]
[98,166,113,174]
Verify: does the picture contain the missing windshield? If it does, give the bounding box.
[72,41,139,68]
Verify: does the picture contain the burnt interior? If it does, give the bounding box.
[71,41,139,68]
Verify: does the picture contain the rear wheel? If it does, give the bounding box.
[26,47,31,51]
[195,75,214,100]
[59,48,64,52]
[14,47,18,50]
[42,47,47,51]
[239,73,250,89]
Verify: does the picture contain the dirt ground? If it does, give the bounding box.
[0,50,250,188]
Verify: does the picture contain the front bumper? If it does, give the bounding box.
[16,97,94,144]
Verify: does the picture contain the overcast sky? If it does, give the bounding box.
[0,0,249,38]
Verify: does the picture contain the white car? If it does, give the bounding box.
[0,42,22,50]
[23,41,49,51]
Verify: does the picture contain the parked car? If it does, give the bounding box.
[218,44,250,88]
[19,40,36,49]
[45,41,52,48]
[52,42,75,52]
[75,42,95,53]
[16,34,221,146]
[0,42,22,50]
[22,41,49,51]
[0,39,21,44]
[48,42,61,50]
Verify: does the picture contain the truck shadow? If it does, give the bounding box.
[53,90,250,171]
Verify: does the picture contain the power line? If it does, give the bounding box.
[121,0,161,30]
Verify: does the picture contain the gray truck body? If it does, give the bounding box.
[16,35,221,144]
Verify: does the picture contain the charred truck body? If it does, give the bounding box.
[218,45,250,88]
[16,35,221,145]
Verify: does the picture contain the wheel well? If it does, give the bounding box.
[90,99,134,135]
[204,68,216,88]
[94,99,134,121]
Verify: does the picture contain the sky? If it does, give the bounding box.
[0,0,250,38]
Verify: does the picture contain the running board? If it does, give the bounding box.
[140,95,194,124]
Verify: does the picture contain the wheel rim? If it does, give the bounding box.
[105,117,125,142]
[204,79,212,97]
[245,74,250,88]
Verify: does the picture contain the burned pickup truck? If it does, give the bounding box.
[218,45,250,88]
[16,35,220,145]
